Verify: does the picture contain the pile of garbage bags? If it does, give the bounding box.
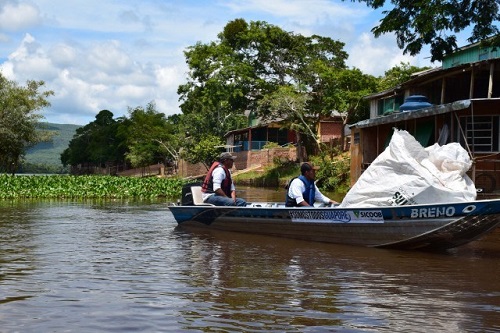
[340,129,476,208]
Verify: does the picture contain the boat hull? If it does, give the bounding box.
[168,199,500,250]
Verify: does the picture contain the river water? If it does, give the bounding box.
[1,187,500,332]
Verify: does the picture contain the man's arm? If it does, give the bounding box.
[315,185,338,205]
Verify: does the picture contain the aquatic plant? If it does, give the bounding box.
[0,175,187,199]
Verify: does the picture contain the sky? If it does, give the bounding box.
[0,0,464,125]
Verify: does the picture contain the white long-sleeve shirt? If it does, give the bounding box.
[288,178,331,205]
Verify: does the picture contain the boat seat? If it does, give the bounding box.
[191,186,215,206]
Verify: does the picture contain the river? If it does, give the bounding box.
[1,187,499,332]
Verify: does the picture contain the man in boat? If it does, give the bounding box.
[201,152,247,206]
[285,162,338,207]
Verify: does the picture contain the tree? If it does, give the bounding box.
[378,62,432,90]
[179,19,351,149]
[154,114,186,172]
[321,68,379,149]
[354,0,500,61]
[258,85,312,157]
[119,102,178,168]
[61,110,125,169]
[0,74,54,174]
[178,36,252,139]
[181,135,224,170]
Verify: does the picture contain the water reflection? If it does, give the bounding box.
[0,201,39,295]
[173,228,344,330]
[0,197,499,332]
[173,227,500,332]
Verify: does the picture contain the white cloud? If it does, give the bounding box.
[49,43,78,67]
[347,33,436,76]
[86,41,134,74]
[0,0,443,125]
[3,33,59,80]
[0,2,41,31]
[0,32,176,124]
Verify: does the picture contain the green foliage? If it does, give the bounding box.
[61,110,125,168]
[378,62,431,91]
[354,0,500,61]
[182,135,224,169]
[262,142,280,149]
[178,19,361,149]
[0,73,54,174]
[61,103,184,173]
[310,153,351,193]
[120,102,177,168]
[0,174,187,199]
[318,67,379,124]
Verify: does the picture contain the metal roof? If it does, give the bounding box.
[363,60,499,100]
[349,100,471,129]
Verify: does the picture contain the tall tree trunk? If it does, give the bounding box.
[296,131,303,163]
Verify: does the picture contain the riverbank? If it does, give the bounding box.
[233,154,351,193]
[1,155,350,200]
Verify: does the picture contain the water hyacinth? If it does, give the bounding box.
[0,175,188,199]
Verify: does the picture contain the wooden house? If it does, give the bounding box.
[224,111,345,170]
[349,40,500,193]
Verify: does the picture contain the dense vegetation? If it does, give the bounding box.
[0,174,187,199]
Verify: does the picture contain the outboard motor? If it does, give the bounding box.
[181,182,202,205]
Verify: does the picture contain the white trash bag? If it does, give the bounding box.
[339,129,476,208]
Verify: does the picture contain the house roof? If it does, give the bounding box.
[224,119,284,137]
[364,59,500,100]
[349,99,472,129]
[224,114,344,137]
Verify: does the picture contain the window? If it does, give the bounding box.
[353,132,360,144]
[377,98,396,116]
[459,116,499,152]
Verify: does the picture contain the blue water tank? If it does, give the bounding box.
[399,95,432,112]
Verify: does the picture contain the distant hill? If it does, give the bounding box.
[24,123,81,168]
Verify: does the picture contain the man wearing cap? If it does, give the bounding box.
[201,152,247,206]
[285,162,337,207]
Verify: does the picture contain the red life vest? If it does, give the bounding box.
[201,162,232,196]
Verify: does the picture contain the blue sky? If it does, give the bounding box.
[0,0,458,125]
